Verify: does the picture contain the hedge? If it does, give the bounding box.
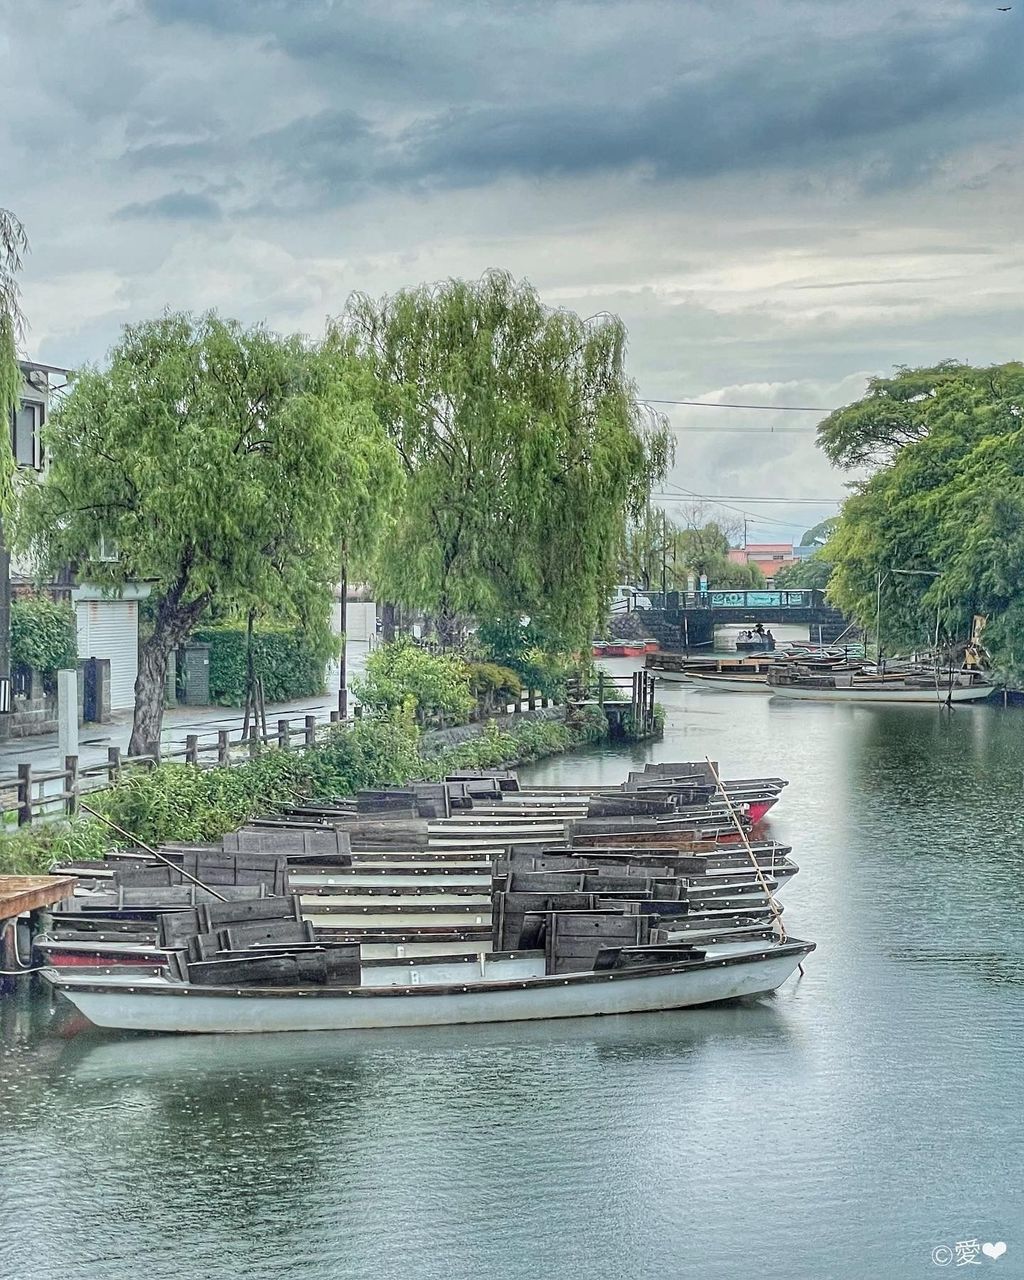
[192,625,328,705]
[0,706,611,874]
[11,595,78,675]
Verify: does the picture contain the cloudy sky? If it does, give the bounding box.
[4,0,1022,540]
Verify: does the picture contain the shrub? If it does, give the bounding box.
[466,661,522,713]
[0,707,612,873]
[193,625,330,705]
[10,595,77,676]
[353,640,475,725]
[475,618,578,699]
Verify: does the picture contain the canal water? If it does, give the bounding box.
[2,668,1023,1280]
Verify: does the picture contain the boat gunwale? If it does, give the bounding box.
[47,939,815,1000]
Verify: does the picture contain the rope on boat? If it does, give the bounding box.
[79,802,230,903]
[0,919,49,974]
[705,757,804,974]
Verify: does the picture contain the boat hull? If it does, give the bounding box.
[685,674,770,693]
[768,683,995,704]
[50,944,812,1034]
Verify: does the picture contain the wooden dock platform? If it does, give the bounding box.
[0,875,77,921]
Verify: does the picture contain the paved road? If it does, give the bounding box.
[0,642,371,778]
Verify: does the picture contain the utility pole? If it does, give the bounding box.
[661,510,668,599]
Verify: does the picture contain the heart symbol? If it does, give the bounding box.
[982,1242,1007,1260]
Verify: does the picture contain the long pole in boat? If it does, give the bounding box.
[704,758,803,970]
[79,802,229,903]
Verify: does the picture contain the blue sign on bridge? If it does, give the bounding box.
[697,589,819,610]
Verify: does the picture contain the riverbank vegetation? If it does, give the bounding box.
[620,503,765,593]
[12,273,668,752]
[0,704,609,876]
[819,362,1024,673]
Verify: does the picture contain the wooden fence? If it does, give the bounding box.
[0,687,558,832]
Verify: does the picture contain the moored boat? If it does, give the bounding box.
[767,661,996,704]
[683,671,770,693]
[47,934,813,1034]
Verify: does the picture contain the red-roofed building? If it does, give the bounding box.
[728,542,798,581]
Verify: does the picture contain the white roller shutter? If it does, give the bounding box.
[75,599,139,710]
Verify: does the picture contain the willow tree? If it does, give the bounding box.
[16,313,399,754]
[0,209,29,742]
[335,271,670,646]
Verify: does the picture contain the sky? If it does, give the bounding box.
[3,0,1022,541]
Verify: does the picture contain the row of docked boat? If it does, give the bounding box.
[593,639,660,657]
[647,650,996,703]
[38,761,813,1035]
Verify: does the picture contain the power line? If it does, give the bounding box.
[654,483,826,533]
[651,492,843,505]
[643,397,828,412]
[664,424,817,433]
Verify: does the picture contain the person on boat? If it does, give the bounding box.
[766,629,776,651]
[753,621,765,637]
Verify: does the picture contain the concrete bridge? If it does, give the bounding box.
[614,589,855,650]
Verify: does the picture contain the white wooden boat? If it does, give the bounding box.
[46,936,813,1034]
[768,680,995,704]
[684,672,770,693]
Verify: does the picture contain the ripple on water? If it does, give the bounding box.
[2,685,1024,1280]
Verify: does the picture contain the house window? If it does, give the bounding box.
[11,400,43,469]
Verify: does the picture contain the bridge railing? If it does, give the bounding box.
[680,589,824,610]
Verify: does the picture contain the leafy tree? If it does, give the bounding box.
[799,517,838,547]
[818,361,1024,470]
[10,595,77,674]
[352,638,475,724]
[620,505,667,591]
[772,554,831,590]
[16,312,400,754]
[335,271,669,646]
[0,209,29,745]
[823,362,1024,665]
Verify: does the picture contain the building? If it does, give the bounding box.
[728,542,799,582]
[10,361,144,716]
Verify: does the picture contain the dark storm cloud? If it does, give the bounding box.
[392,26,1021,189]
[128,3,1024,209]
[115,191,223,221]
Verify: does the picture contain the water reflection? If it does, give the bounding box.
[3,669,1024,1280]
[61,999,799,1087]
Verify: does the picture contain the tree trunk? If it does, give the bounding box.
[436,604,461,651]
[128,580,211,757]
[381,601,396,643]
[129,635,169,757]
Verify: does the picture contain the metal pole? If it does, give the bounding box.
[78,802,229,902]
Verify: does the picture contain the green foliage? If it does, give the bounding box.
[800,517,838,547]
[0,208,29,514]
[337,271,670,644]
[0,816,110,875]
[619,505,764,591]
[818,361,1024,470]
[10,595,77,673]
[193,624,329,705]
[711,559,766,589]
[772,555,832,590]
[824,362,1024,660]
[353,639,476,724]
[0,705,612,872]
[466,661,522,713]
[15,311,401,753]
[312,715,426,795]
[475,617,577,698]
